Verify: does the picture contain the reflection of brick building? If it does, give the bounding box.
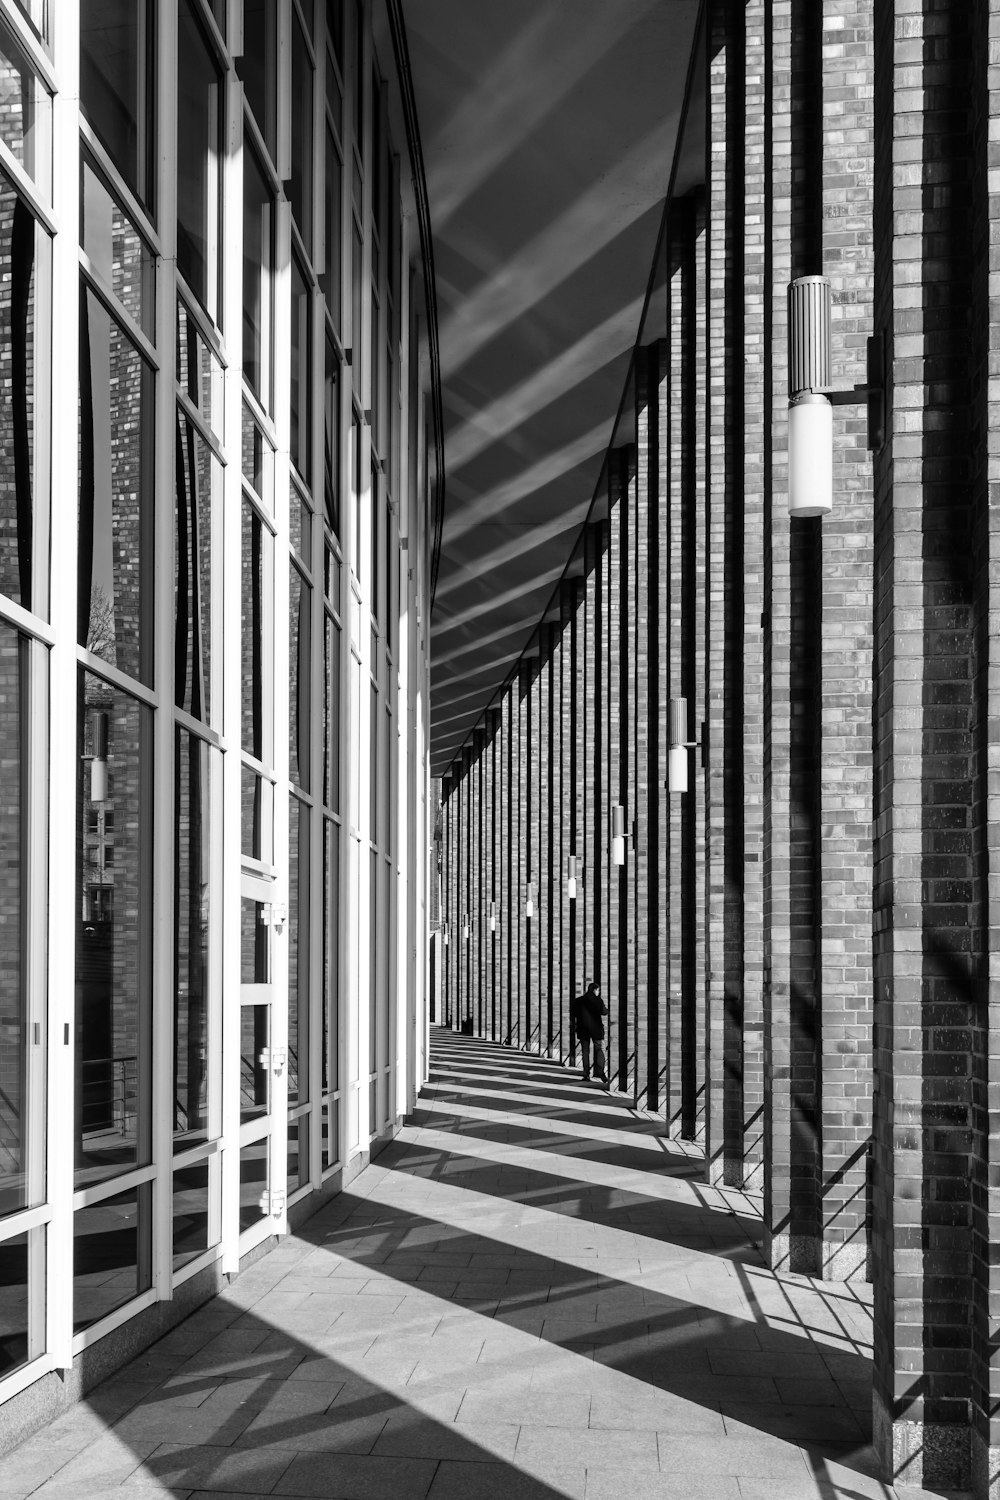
[0,627,21,1194]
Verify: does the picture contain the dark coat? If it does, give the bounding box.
[573,988,607,1040]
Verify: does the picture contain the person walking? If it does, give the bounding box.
[572,980,608,1084]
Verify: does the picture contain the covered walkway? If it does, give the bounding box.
[3,1033,961,1500]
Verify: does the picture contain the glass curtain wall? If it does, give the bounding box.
[0,0,420,1410]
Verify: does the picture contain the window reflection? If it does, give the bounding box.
[290,254,311,480]
[239,1138,267,1230]
[288,797,308,1105]
[324,611,340,814]
[324,336,340,536]
[82,163,154,337]
[175,413,219,724]
[174,729,213,1145]
[241,499,271,761]
[78,286,154,685]
[0,628,42,1220]
[75,673,152,1187]
[177,0,222,322]
[323,129,342,329]
[241,899,269,984]
[73,1183,151,1332]
[323,820,340,1097]
[0,173,48,617]
[0,1232,28,1375]
[243,145,274,407]
[240,1007,268,1123]
[173,1161,216,1269]
[80,0,155,208]
[289,563,310,791]
[241,764,272,863]
[178,300,224,439]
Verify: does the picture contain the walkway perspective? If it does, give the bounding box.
[1,1032,967,1500]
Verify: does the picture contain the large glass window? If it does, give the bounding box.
[242,145,274,408]
[242,0,277,160]
[0,628,43,1220]
[241,498,272,761]
[288,797,308,1106]
[322,126,342,329]
[78,286,155,685]
[176,0,223,323]
[174,729,214,1146]
[82,162,154,338]
[75,674,152,1187]
[290,13,314,247]
[290,254,312,481]
[80,0,155,209]
[175,415,221,725]
[73,1182,152,1332]
[0,1233,28,1375]
[289,564,311,792]
[324,613,341,815]
[324,338,340,536]
[0,174,49,618]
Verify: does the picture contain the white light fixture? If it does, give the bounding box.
[463,916,470,941]
[90,712,109,803]
[566,855,578,901]
[787,275,884,518]
[525,882,534,919]
[611,805,625,867]
[443,922,450,946]
[489,901,497,932]
[668,697,699,795]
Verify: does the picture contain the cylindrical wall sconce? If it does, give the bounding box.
[611,805,625,866]
[787,275,833,519]
[525,882,534,919]
[462,916,470,941]
[566,855,578,901]
[489,901,497,932]
[443,921,450,946]
[91,711,109,803]
[668,697,689,794]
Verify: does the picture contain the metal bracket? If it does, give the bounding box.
[259,1188,286,1217]
[811,332,885,452]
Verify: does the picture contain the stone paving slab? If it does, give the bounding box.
[3,1031,972,1500]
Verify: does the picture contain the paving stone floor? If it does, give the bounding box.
[2,1029,969,1500]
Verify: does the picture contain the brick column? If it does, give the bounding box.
[516,663,530,1048]
[667,213,687,1135]
[607,464,623,1085]
[635,356,656,1111]
[872,0,978,1488]
[528,654,542,1050]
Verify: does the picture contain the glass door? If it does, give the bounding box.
[238,872,284,1251]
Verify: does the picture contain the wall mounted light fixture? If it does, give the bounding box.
[567,855,578,901]
[489,901,497,932]
[525,882,534,919]
[668,697,699,794]
[91,711,109,803]
[787,275,885,518]
[611,805,626,867]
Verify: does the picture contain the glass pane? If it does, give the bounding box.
[288,798,308,1105]
[351,221,362,376]
[240,1007,269,1123]
[0,629,40,1219]
[324,336,340,535]
[325,547,341,612]
[241,401,269,503]
[0,177,48,617]
[290,254,311,480]
[241,899,269,984]
[322,128,342,330]
[241,498,271,761]
[243,145,274,407]
[73,1182,152,1332]
[322,1097,338,1170]
[0,1232,28,1376]
[290,14,314,246]
[174,729,212,1144]
[369,682,378,839]
[353,0,363,144]
[323,820,339,1096]
[352,415,361,579]
[327,0,343,70]
[12,3,46,42]
[241,764,273,863]
[76,675,152,1188]
[175,413,221,724]
[287,1115,306,1195]
[371,457,379,621]
[80,0,154,207]
[369,849,377,1075]
[239,1138,267,1231]
[82,162,154,337]
[324,615,340,814]
[290,488,311,562]
[177,299,224,439]
[242,0,277,159]
[177,0,222,321]
[79,286,154,685]
[289,564,310,791]
[173,1160,215,1269]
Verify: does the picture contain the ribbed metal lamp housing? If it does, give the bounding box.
[788,276,831,396]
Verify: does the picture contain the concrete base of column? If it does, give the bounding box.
[873,1394,970,1492]
[706,1155,745,1188]
[971,1426,1000,1500]
[820,1238,870,1283]
[766,1231,819,1275]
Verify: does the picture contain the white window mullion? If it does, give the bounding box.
[151,0,180,1306]
[270,188,292,1234]
[220,57,246,1277]
[44,0,80,1373]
